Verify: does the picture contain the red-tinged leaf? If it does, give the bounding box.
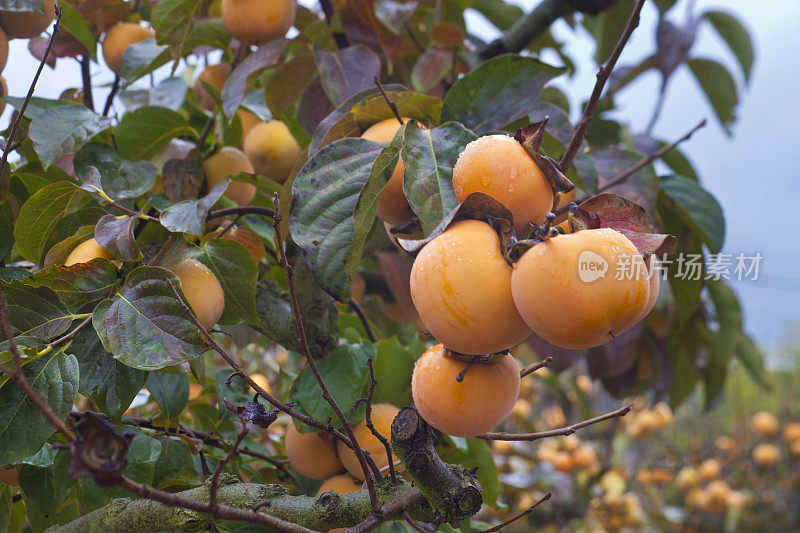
[340,0,404,60]
[411,47,452,92]
[617,229,676,258]
[95,213,141,262]
[579,193,654,233]
[27,36,56,67]
[221,39,287,118]
[375,250,416,320]
[315,45,382,106]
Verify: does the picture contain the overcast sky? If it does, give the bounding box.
[3,0,798,351]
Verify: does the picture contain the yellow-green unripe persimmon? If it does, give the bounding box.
[337,403,399,481]
[453,135,553,236]
[410,220,531,355]
[172,258,225,331]
[0,0,55,39]
[412,344,520,437]
[285,424,343,480]
[242,120,301,183]
[511,228,650,349]
[221,0,296,45]
[360,118,416,227]
[64,238,113,266]
[101,23,156,75]
[203,146,257,206]
[193,63,231,111]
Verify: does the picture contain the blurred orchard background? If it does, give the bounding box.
[3,0,800,531]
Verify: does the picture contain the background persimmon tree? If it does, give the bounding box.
[0,0,758,531]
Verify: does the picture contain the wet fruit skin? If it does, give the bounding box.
[410,220,531,355]
[285,424,343,480]
[360,118,416,226]
[242,120,301,184]
[101,23,156,75]
[221,0,296,45]
[172,258,225,331]
[337,403,399,481]
[0,0,55,39]
[412,344,520,437]
[194,63,231,111]
[203,146,257,206]
[453,135,553,236]
[511,228,650,349]
[64,238,113,266]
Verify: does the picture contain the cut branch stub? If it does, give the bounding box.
[397,192,514,255]
[391,407,482,525]
[515,118,575,196]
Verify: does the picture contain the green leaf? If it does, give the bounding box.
[214,368,251,418]
[71,327,148,421]
[146,371,189,420]
[42,225,94,267]
[73,143,157,199]
[702,11,753,82]
[125,433,162,485]
[0,280,75,340]
[290,342,374,426]
[18,449,78,528]
[440,437,500,507]
[734,334,769,391]
[0,205,13,261]
[58,1,97,59]
[92,266,207,370]
[195,239,258,325]
[290,137,397,301]
[0,352,79,464]
[28,104,112,169]
[441,55,563,134]
[115,106,195,161]
[28,258,119,313]
[402,121,476,234]
[14,182,89,263]
[372,336,425,406]
[159,178,230,236]
[659,175,725,253]
[3,96,72,120]
[152,436,199,489]
[119,39,171,82]
[183,17,230,52]
[687,58,738,134]
[150,0,201,53]
[470,0,523,31]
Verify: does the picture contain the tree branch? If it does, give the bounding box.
[103,76,120,117]
[479,492,551,533]
[558,0,646,173]
[80,55,95,112]
[478,0,618,61]
[520,355,553,379]
[478,404,631,441]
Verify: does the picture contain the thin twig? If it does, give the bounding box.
[43,314,93,350]
[0,6,63,178]
[403,512,435,533]
[354,358,396,482]
[79,55,95,111]
[520,356,553,379]
[558,0,646,173]
[117,476,317,533]
[479,492,552,533]
[374,77,404,126]
[342,488,425,533]
[103,76,120,117]
[478,404,631,441]
[596,119,707,194]
[196,115,215,149]
[207,206,275,220]
[0,292,76,442]
[645,79,669,134]
[319,0,349,48]
[208,425,249,511]
[349,298,377,343]
[271,194,382,511]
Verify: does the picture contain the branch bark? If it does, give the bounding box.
[478,404,631,441]
[478,0,618,61]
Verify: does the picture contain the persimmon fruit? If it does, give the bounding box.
[360,118,415,226]
[194,63,231,111]
[412,344,520,437]
[285,424,343,480]
[172,258,224,331]
[203,146,257,206]
[242,120,301,183]
[101,23,156,75]
[751,411,779,437]
[752,443,781,466]
[0,0,55,39]
[317,474,361,495]
[511,228,650,349]
[453,134,553,236]
[221,0,296,45]
[337,403,398,481]
[410,220,531,355]
[782,422,800,443]
[64,238,112,266]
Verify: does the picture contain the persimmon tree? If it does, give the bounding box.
[0,0,757,531]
